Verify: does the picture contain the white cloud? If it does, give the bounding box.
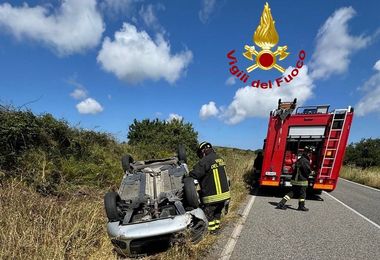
[374,60,380,72]
[97,23,192,84]
[199,0,216,24]
[356,60,380,116]
[0,0,104,56]
[100,0,136,15]
[70,89,88,100]
[139,4,165,32]
[225,76,236,86]
[200,101,219,120]
[219,66,314,124]
[76,98,104,114]
[310,7,370,80]
[167,113,183,122]
[67,78,88,100]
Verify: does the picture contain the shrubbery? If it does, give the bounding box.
[0,106,124,188]
[127,118,199,165]
[344,138,380,168]
[0,106,199,189]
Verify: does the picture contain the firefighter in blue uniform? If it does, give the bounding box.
[189,142,231,232]
[276,146,314,211]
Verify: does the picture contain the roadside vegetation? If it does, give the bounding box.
[0,106,255,259]
[340,166,380,189]
[342,138,380,189]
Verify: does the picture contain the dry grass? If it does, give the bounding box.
[340,166,380,189]
[0,148,255,260]
[0,181,115,260]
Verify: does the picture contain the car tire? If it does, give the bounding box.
[313,189,322,195]
[121,154,134,173]
[104,192,122,222]
[177,144,187,163]
[183,177,199,208]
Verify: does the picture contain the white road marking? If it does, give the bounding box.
[323,191,380,229]
[219,192,257,260]
[339,177,379,192]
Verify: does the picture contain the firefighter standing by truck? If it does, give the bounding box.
[189,142,231,232]
[276,146,314,211]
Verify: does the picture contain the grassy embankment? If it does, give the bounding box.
[0,147,255,259]
[340,166,380,189]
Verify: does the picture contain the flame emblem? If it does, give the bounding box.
[243,2,289,73]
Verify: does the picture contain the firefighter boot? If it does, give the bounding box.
[298,200,309,211]
[276,198,287,210]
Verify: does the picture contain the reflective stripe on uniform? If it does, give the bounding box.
[284,195,291,200]
[213,168,222,194]
[202,191,231,204]
[299,198,305,202]
[214,219,220,229]
[208,221,216,230]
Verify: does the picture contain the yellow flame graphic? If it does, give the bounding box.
[253,2,279,50]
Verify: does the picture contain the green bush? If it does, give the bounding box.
[0,106,124,188]
[0,106,201,189]
[127,118,199,166]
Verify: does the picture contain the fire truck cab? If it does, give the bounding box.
[260,99,354,192]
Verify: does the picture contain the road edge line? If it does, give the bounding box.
[219,191,257,260]
[339,177,379,192]
[323,191,380,229]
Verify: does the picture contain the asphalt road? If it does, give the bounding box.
[331,178,380,225]
[222,181,380,260]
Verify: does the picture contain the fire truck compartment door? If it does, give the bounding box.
[288,126,326,138]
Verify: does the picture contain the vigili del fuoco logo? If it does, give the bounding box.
[227,2,306,89]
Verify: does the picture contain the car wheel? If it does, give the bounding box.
[177,144,187,163]
[183,177,199,208]
[121,154,134,173]
[313,189,322,195]
[104,192,122,222]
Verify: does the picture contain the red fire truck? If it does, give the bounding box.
[259,99,354,192]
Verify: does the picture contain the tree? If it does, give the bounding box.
[127,118,199,164]
[344,138,380,168]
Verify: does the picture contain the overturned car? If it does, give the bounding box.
[104,147,208,257]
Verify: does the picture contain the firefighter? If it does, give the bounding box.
[276,146,314,211]
[189,142,231,233]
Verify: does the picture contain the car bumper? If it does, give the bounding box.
[107,208,207,256]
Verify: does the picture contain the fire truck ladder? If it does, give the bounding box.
[320,107,350,178]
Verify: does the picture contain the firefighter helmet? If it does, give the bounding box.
[197,142,212,158]
[304,146,315,152]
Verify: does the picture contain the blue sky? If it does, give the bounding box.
[0,0,379,149]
